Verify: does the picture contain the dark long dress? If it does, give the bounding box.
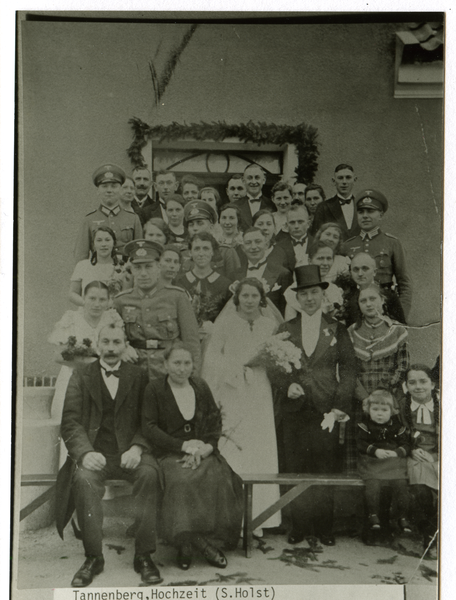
[142,375,243,548]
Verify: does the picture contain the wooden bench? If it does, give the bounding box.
[20,475,131,521]
[241,473,364,557]
[21,473,364,558]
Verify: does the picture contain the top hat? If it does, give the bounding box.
[291,265,329,291]
[184,200,217,224]
[92,164,126,186]
[355,189,388,212]
[124,239,163,263]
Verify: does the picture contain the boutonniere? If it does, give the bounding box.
[330,337,337,347]
[271,283,281,292]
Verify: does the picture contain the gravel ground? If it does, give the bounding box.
[14,516,438,598]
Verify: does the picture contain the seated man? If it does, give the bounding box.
[55,324,162,587]
[231,164,276,226]
[232,227,292,315]
[276,204,312,270]
[310,163,359,238]
[341,189,412,321]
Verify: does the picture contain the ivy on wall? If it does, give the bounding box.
[127,117,319,184]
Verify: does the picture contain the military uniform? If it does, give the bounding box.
[341,228,412,319]
[114,284,201,379]
[74,205,143,262]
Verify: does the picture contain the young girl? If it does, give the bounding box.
[399,365,439,558]
[356,389,412,535]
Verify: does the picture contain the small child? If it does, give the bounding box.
[356,389,412,534]
[399,365,439,558]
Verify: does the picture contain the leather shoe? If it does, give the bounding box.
[319,534,336,546]
[177,544,193,570]
[193,536,227,569]
[134,555,163,585]
[71,556,104,587]
[287,530,305,545]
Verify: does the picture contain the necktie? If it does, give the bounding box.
[249,198,261,204]
[102,367,120,378]
[248,258,267,271]
[292,237,306,247]
[339,197,353,206]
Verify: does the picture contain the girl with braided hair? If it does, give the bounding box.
[399,364,439,559]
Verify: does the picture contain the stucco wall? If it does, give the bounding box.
[20,19,442,377]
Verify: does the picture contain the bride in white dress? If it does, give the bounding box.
[202,278,282,533]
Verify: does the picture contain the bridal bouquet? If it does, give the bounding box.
[245,332,302,379]
[60,336,98,362]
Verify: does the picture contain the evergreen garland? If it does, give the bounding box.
[127,117,319,184]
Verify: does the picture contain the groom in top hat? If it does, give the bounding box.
[276,265,356,546]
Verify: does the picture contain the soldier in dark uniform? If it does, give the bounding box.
[341,189,412,321]
[114,240,201,380]
[74,164,143,262]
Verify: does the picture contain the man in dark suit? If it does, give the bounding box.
[230,165,276,227]
[141,170,179,225]
[275,203,312,271]
[276,265,356,546]
[131,166,155,216]
[232,227,292,315]
[310,163,360,238]
[55,324,162,587]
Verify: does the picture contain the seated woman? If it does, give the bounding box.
[399,364,439,559]
[314,222,350,281]
[284,242,343,320]
[165,194,189,250]
[142,342,243,570]
[250,209,294,272]
[69,226,119,307]
[143,217,170,245]
[202,278,282,536]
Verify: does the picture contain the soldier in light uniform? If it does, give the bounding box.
[341,189,412,320]
[114,240,201,379]
[74,164,143,263]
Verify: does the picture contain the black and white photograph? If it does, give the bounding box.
[11,8,446,599]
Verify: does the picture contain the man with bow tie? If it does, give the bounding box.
[74,164,143,262]
[232,227,292,315]
[275,204,312,270]
[55,323,162,588]
[230,164,276,226]
[310,163,360,238]
[274,265,356,546]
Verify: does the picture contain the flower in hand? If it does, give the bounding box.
[178,442,213,470]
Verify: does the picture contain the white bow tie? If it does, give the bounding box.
[411,399,434,424]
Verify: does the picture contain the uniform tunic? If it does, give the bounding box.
[114,284,201,379]
[341,228,412,319]
[74,204,143,262]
